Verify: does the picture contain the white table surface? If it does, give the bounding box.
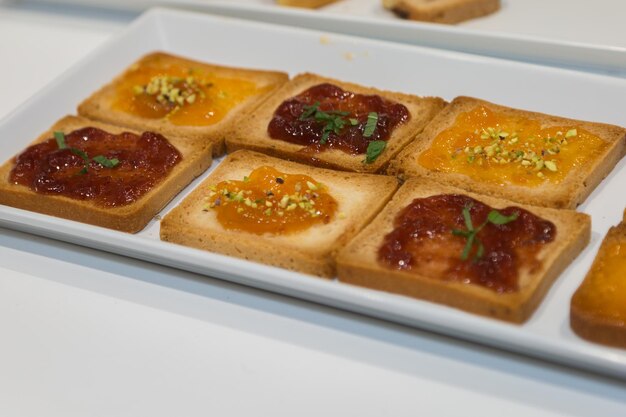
[1,2,626,416]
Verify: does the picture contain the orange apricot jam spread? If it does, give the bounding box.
[111,57,270,126]
[203,166,338,235]
[418,105,608,187]
[572,235,626,324]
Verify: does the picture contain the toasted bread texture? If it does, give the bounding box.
[160,150,399,277]
[337,177,590,323]
[226,73,446,173]
[78,52,288,156]
[277,0,340,8]
[571,223,626,348]
[0,115,212,233]
[383,0,500,24]
[389,96,626,209]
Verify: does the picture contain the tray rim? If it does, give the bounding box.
[23,0,626,76]
[1,6,626,381]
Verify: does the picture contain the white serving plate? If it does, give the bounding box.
[26,0,626,76]
[1,7,626,380]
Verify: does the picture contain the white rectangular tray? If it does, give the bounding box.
[26,0,626,76]
[2,7,626,380]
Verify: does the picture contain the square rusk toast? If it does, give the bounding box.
[337,177,590,323]
[78,51,288,156]
[226,73,446,173]
[160,150,399,277]
[571,221,626,348]
[0,115,212,233]
[383,0,500,24]
[389,96,626,209]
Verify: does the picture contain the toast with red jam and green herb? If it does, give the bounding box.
[337,177,590,323]
[0,115,212,233]
[226,73,446,173]
[160,150,399,277]
[78,52,288,156]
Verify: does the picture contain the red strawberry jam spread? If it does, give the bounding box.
[203,166,338,235]
[378,194,556,293]
[267,83,410,154]
[10,127,181,207]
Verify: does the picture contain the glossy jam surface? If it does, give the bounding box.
[418,105,608,186]
[205,166,338,235]
[572,238,626,323]
[378,194,556,293]
[111,55,269,126]
[267,83,410,154]
[10,127,181,207]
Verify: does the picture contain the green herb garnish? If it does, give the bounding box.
[363,140,386,164]
[451,204,519,261]
[299,102,351,145]
[53,131,120,174]
[92,155,120,168]
[54,131,68,149]
[363,112,378,138]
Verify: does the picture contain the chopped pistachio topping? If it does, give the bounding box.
[458,126,577,177]
[205,173,328,219]
[133,75,206,108]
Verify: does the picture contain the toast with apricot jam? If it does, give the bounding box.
[389,96,626,209]
[160,150,399,277]
[78,51,288,156]
[226,73,446,173]
[383,0,500,24]
[0,115,212,233]
[571,222,626,348]
[337,177,590,323]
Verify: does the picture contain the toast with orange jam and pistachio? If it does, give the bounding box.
[227,73,446,173]
[389,96,626,209]
[337,177,590,323]
[0,115,212,233]
[78,51,288,156]
[160,150,399,277]
[571,221,626,348]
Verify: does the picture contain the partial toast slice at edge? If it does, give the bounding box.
[570,223,626,348]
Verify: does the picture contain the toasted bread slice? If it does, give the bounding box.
[226,73,446,173]
[571,222,626,348]
[78,52,288,156]
[0,115,212,233]
[277,0,340,8]
[389,96,626,209]
[160,150,399,277]
[337,177,590,323]
[383,0,500,24]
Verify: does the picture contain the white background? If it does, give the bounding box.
[1,1,626,416]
